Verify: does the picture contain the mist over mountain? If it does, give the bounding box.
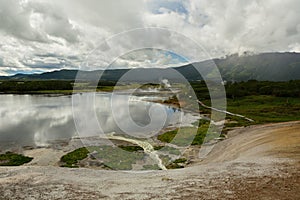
[1,52,299,82]
[215,52,300,81]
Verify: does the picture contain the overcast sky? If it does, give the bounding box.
[0,0,300,75]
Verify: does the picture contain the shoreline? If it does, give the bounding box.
[21,120,300,168]
[1,120,299,199]
[22,113,200,169]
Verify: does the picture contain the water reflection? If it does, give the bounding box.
[0,94,181,150]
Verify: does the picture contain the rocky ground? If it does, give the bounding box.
[0,121,299,199]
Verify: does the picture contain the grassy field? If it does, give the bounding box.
[60,146,146,170]
[198,95,300,128]
[225,95,300,127]
[59,144,189,170]
[157,123,220,146]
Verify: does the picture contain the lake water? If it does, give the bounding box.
[0,93,182,150]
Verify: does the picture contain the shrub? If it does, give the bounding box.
[60,147,89,168]
[0,152,33,166]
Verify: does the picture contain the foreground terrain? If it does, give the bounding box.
[0,121,299,199]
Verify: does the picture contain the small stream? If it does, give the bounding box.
[105,133,167,170]
[197,100,254,122]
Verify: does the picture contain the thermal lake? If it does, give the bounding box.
[0,93,184,151]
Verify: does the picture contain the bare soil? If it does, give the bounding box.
[0,121,299,199]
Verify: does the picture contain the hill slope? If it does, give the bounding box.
[1,52,300,81]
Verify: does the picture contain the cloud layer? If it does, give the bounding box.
[0,0,300,75]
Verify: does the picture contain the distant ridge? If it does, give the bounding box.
[1,52,300,82]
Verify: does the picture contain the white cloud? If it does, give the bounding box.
[183,0,300,55]
[0,0,299,75]
[0,0,47,42]
[110,49,188,69]
[289,43,300,52]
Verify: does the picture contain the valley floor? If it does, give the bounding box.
[0,121,299,199]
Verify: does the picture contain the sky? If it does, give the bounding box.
[0,0,300,75]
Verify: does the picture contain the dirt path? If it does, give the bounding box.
[0,121,299,199]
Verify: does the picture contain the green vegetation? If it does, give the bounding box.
[143,164,161,170]
[119,145,143,152]
[163,95,180,107]
[198,95,300,128]
[159,155,172,165]
[0,152,33,166]
[227,95,300,126]
[60,147,89,168]
[157,123,218,146]
[154,146,181,155]
[153,146,164,150]
[215,53,300,81]
[190,80,300,127]
[143,155,188,170]
[225,80,300,99]
[139,83,160,90]
[1,53,300,82]
[191,80,300,101]
[59,145,187,170]
[0,80,119,94]
[173,158,187,163]
[190,81,211,100]
[191,119,210,127]
[166,163,184,169]
[88,146,145,170]
[0,81,73,93]
[162,157,187,169]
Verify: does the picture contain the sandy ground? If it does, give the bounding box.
[23,148,65,166]
[0,121,300,199]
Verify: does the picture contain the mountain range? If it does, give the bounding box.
[1,52,300,82]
